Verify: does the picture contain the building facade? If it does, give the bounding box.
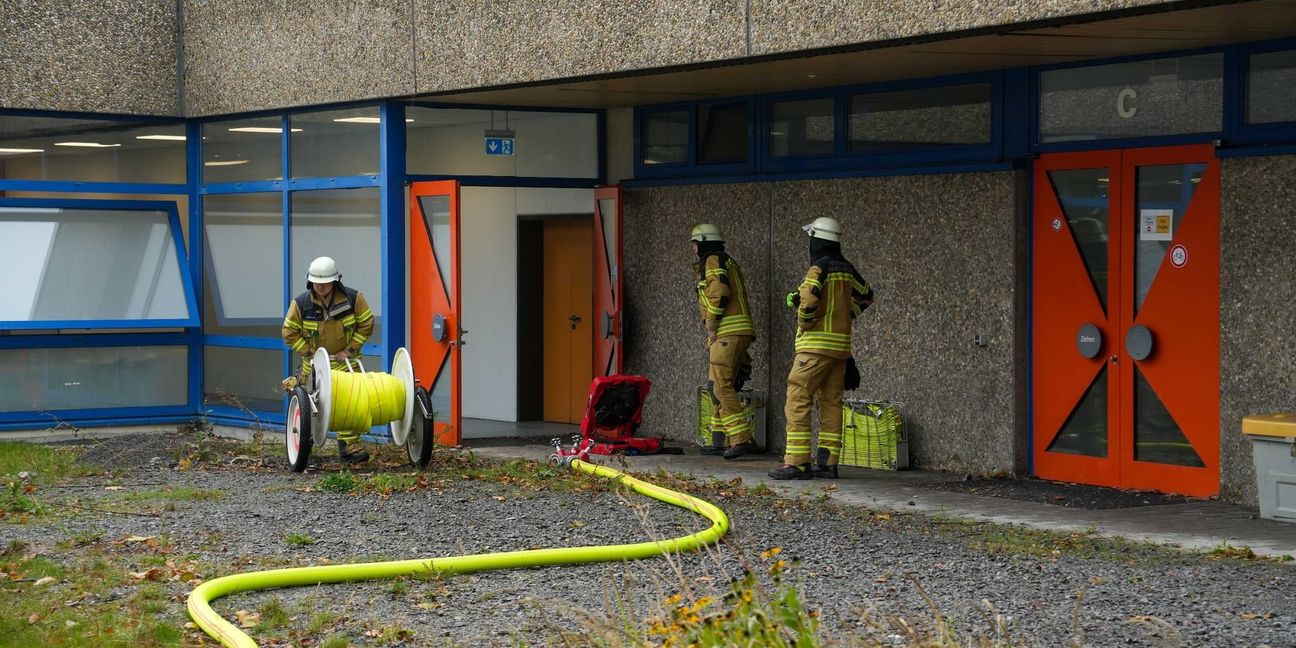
[2,0,1295,506]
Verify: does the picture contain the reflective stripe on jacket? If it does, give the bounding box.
[696,252,755,337]
[282,287,374,373]
[793,257,872,359]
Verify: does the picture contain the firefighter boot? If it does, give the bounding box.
[337,440,369,464]
[724,442,757,460]
[768,463,813,480]
[812,447,838,479]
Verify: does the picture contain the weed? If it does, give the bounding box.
[366,473,417,494]
[2,479,45,517]
[1208,539,1259,561]
[320,635,350,648]
[285,533,316,547]
[307,611,339,634]
[319,471,362,494]
[260,596,291,629]
[386,577,409,597]
[0,440,91,485]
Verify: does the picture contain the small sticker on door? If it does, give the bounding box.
[1170,244,1188,268]
[1051,217,1062,232]
[1140,209,1173,241]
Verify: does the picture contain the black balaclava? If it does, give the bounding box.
[695,240,725,261]
[809,237,842,263]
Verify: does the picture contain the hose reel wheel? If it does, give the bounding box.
[406,385,434,468]
[388,347,417,445]
[310,348,333,445]
[285,387,314,472]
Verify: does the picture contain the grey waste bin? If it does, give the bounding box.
[1242,413,1296,522]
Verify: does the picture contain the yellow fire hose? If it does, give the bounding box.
[188,458,731,648]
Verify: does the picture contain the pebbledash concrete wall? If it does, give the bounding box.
[177,0,1185,116]
[0,0,180,115]
[623,172,1021,474]
[1219,155,1296,508]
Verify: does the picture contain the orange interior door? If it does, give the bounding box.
[409,180,462,446]
[543,219,594,423]
[593,186,623,377]
[1033,145,1220,497]
[1117,145,1219,497]
[1033,150,1123,488]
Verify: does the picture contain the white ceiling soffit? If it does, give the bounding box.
[421,0,1296,108]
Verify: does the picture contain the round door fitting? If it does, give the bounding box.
[1126,325,1154,361]
[432,313,446,343]
[1076,324,1102,359]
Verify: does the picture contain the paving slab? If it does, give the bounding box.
[469,443,1296,559]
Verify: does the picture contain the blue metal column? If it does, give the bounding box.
[379,101,408,364]
[186,121,204,417]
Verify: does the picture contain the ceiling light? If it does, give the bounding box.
[204,160,249,166]
[0,147,44,155]
[54,142,121,148]
[331,117,417,124]
[136,134,187,141]
[227,127,302,134]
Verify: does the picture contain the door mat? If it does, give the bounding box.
[921,476,1209,510]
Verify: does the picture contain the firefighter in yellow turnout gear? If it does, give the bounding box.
[691,224,759,460]
[282,256,375,463]
[769,217,873,480]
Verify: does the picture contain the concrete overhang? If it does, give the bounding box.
[419,0,1296,109]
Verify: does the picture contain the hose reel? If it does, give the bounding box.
[285,347,433,472]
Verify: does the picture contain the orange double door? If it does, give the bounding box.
[1033,144,1220,497]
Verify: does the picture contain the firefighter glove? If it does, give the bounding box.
[785,292,800,308]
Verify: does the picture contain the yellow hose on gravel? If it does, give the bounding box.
[188,459,731,648]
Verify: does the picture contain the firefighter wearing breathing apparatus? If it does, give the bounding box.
[769,217,873,481]
[691,224,759,460]
[282,256,375,464]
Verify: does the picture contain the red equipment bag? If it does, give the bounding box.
[560,375,661,457]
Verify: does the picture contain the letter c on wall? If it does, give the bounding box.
[1117,88,1138,119]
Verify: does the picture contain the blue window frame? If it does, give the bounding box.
[636,98,757,178]
[638,74,1000,179]
[1226,39,1296,148]
[0,197,199,330]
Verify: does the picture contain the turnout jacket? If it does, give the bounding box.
[696,252,755,337]
[282,286,374,373]
[793,257,873,359]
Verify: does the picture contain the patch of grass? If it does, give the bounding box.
[285,533,316,547]
[260,596,291,629]
[307,611,338,634]
[318,471,362,494]
[320,635,350,648]
[366,473,417,494]
[1208,539,1260,561]
[0,440,92,485]
[60,528,105,548]
[117,486,226,502]
[2,479,45,517]
[385,577,409,597]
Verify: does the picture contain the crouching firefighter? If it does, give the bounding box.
[769,217,873,480]
[281,256,375,464]
[691,224,759,460]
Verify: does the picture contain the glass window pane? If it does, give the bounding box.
[204,346,283,413]
[1040,54,1223,143]
[1048,169,1111,313]
[0,346,187,412]
[203,194,284,337]
[202,116,285,184]
[641,110,688,165]
[849,83,991,152]
[1047,367,1108,458]
[1247,49,1296,124]
[697,103,748,165]
[290,188,382,345]
[0,116,185,184]
[0,205,191,323]
[418,195,452,301]
[770,97,835,158]
[1133,163,1206,313]
[1134,366,1204,467]
[406,107,597,178]
[290,107,380,178]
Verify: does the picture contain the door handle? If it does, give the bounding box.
[1109,355,1118,365]
[568,314,581,330]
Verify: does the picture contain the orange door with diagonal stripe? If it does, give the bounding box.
[1033,145,1219,497]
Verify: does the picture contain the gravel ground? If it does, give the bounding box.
[4,441,1295,647]
[921,476,1208,510]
